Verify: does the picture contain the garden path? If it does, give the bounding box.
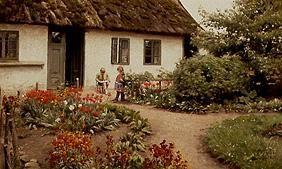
[117,103,240,169]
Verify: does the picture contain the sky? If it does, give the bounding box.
[180,0,234,24]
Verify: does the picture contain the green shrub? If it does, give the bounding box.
[125,71,155,99]
[250,57,282,96]
[154,90,177,110]
[173,55,250,104]
[205,115,282,169]
[125,71,173,105]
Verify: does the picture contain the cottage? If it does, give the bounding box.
[0,0,198,91]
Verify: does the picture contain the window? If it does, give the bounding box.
[0,31,19,61]
[51,32,63,43]
[144,40,161,65]
[111,38,130,65]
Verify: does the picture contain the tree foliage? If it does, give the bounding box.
[196,0,282,59]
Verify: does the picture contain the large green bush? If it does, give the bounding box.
[173,55,250,104]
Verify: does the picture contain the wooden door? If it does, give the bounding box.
[47,31,66,89]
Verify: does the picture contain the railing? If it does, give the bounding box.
[126,79,173,99]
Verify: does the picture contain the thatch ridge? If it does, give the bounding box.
[0,0,198,35]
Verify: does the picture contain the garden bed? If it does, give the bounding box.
[17,124,130,168]
[9,88,190,169]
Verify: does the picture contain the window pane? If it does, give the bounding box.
[153,41,160,57]
[8,40,17,50]
[145,40,152,54]
[144,40,152,64]
[5,34,8,58]
[154,56,159,64]
[51,32,63,43]
[119,39,129,64]
[7,49,17,58]
[145,48,152,56]
[145,56,152,64]
[153,41,161,64]
[8,32,17,41]
[0,36,2,58]
[111,38,118,64]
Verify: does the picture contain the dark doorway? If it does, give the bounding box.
[47,29,66,89]
[47,27,84,89]
[65,28,85,87]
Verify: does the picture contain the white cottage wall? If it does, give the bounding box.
[0,24,48,93]
[84,30,183,89]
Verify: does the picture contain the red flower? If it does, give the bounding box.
[93,112,100,117]
[49,132,93,168]
[143,81,151,88]
[25,90,58,104]
[79,106,93,114]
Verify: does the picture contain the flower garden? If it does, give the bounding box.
[2,88,190,169]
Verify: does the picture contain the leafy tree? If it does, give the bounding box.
[195,0,282,96]
[196,0,282,59]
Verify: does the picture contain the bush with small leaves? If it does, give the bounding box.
[173,55,250,105]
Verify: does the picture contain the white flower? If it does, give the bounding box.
[78,104,82,108]
[69,105,75,111]
[63,100,68,105]
[55,118,61,123]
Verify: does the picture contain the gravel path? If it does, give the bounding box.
[120,104,240,169]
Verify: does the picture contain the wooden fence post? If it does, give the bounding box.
[0,87,2,137]
[0,88,19,169]
[4,107,11,169]
[0,86,5,169]
[35,82,39,91]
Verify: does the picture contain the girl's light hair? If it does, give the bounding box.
[117,65,124,72]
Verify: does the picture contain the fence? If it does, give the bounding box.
[0,87,19,169]
[126,79,173,99]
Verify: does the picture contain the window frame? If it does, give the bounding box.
[111,37,130,65]
[143,39,161,65]
[0,30,19,61]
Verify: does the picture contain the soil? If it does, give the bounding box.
[17,128,55,169]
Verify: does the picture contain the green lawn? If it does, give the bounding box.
[205,114,282,169]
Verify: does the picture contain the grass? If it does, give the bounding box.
[205,114,282,169]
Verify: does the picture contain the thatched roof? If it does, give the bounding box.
[0,0,199,35]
